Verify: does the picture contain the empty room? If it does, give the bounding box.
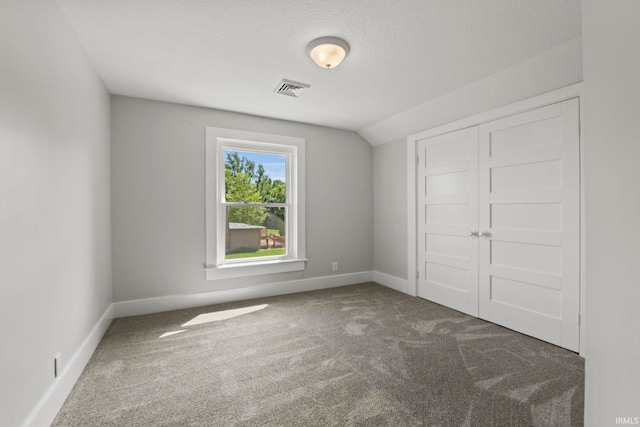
[1,0,639,426]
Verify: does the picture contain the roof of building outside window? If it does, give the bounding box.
[228,222,265,230]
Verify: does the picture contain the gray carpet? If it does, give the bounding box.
[53,283,584,426]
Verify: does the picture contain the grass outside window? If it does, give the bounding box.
[226,248,286,259]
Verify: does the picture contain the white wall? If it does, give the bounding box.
[582,1,640,425]
[358,36,583,146]
[111,96,373,302]
[373,138,407,280]
[0,1,112,426]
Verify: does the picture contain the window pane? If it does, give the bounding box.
[225,207,286,260]
[224,150,287,203]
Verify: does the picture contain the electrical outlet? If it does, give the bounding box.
[332,262,338,272]
[54,353,61,378]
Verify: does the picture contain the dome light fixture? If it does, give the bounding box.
[307,36,350,69]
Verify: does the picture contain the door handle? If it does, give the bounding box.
[480,230,491,239]
[469,230,479,238]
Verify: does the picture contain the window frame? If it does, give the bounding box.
[205,127,306,280]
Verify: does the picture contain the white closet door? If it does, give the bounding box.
[417,127,479,316]
[478,98,580,351]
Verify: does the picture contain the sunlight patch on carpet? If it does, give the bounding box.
[159,330,186,339]
[181,304,268,327]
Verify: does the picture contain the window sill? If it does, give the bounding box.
[205,258,307,280]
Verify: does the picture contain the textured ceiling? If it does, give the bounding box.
[58,0,581,132]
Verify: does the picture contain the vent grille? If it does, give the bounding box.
[274,79,310,97]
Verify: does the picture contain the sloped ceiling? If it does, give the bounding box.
[58,0,581,142]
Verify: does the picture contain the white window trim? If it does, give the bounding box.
[205,127,306,280]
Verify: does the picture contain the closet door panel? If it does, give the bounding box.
[478,98,580,351]
[417,127,479,317]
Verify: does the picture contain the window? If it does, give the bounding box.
[205,127,306,280]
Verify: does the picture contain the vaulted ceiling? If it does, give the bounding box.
[58,0,581,138]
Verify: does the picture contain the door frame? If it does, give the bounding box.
[406,82,586,356]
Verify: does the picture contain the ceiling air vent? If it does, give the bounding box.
[274,79,310,98]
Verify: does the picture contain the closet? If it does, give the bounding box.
[415,98,580,351]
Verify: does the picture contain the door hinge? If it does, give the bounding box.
[416,271,419,279]
[416,155,419,165]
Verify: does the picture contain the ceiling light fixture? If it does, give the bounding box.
[307,36,350,69]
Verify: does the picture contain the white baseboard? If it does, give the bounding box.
[372,271,409,294]
[23,304,114,427]
[114,271,374,318]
